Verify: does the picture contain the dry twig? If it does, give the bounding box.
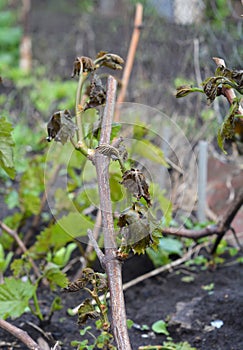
[0,319,43,350]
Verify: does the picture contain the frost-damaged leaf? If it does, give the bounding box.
[46,109,78,144]
[63,268,95,292]
[78,298,99,325]
[64,268,108,294]
[71,56,95,77]
[96,143,120,160]
[175,85,204,98]
[217,99,239,153]
[202,77,222,104]
[0,117,15,179]
[95,51,124,70]
[120,168,151,206]
[118,202,153,255]
[84,74,106,110]
[215,65,243,94]
[0,277,36,319]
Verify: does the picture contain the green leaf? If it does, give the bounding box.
[50,296,63,313]
[146,247,170,267]
[0,245,13,273]
[80,326,92,336]
[43,263,68,290]
[0,117,15,178]
[181,276,195,283]
[201,282,214,291]
[0,277,36,319]
[126,319,134,330]
[159,237,183,256]
[152,320,169,335]
[52,243,77,266]
[237,257,243,264]
[10,258,31,277]
[109,172,123,202]
[0,27,22,47]
[132,139,168,167]
[33,212,92,255]
[157,191,172,226]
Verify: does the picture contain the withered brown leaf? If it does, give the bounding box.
[120,168,151,206]
[202,77,221,104]
[84,74,106,110]
[63,279,85,293]
[78,299,99,325]
[118,202,153,255]
[95,51,124,70]
[46,109,78,144]
[95,144,120,159]
[71,56,95,77]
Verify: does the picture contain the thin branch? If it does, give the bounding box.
[161,187,243,253]
[0,221,41,278]
[0,319,43,350]
[87,228,105,264]
[122,242,208,292]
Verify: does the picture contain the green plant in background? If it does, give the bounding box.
[0,0,22,67]
[0,243,13,283]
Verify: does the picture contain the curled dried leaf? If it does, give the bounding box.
[62,268,95,292]
[78,299,99,325]
[118,202,152,255]
[176,85,194,98]
[95,273,108,293]
[84,74,106,110]
[95,51,124,70]
[96,144,120,160]
[120,168,151,206]
[63,279,85,293]
[46,109,78,144]
[216,65,243,92]
[71,56,95,77]
[202,77,222,104]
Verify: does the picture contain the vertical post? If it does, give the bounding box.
[198,140,208,222]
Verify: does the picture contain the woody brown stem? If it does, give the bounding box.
[94,76,132,350]
[161,187,243,253]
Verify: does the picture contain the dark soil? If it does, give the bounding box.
[1,253,243,350]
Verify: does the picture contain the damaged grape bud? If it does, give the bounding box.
[71,56,95,77]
